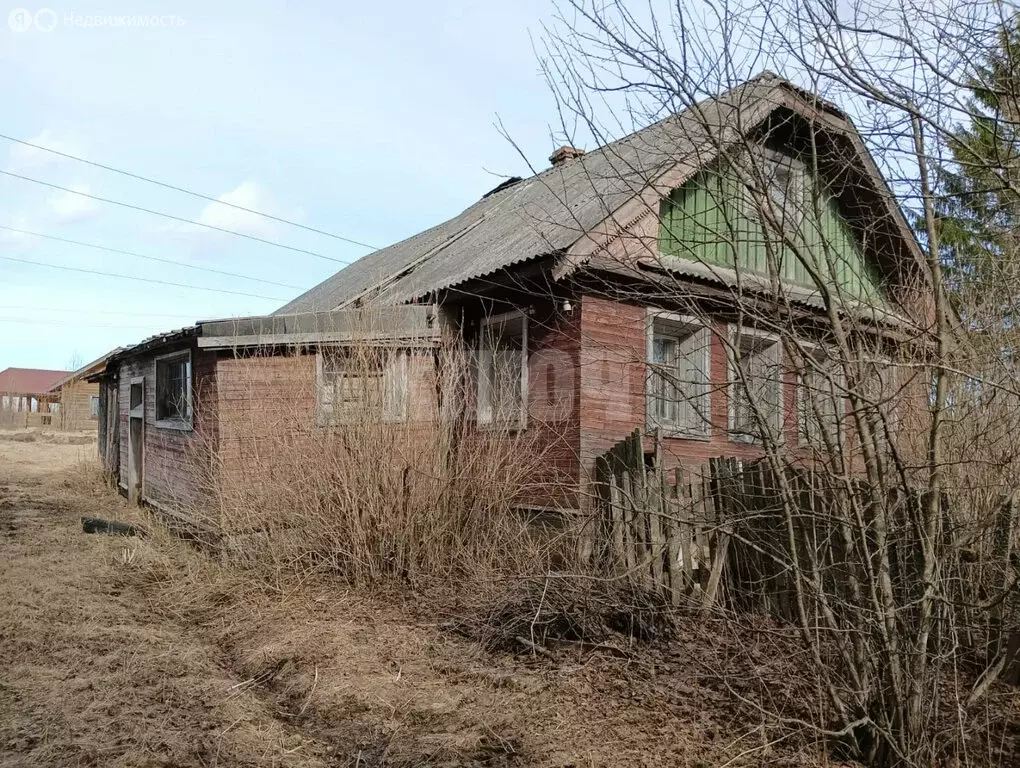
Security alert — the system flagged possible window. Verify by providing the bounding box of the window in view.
[317,347,407,425]
[646,312,711,437]
[90,395,100,418]
[49,402,61,414]
[154,351,192,428]
[797,346,845,447]
[745,150,806,231]
[856,356,898,439]
[728,327,782,443]
[477,311,528,429]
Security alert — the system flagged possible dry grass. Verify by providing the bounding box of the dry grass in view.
[0,438,871,767]
[184,345,575,590]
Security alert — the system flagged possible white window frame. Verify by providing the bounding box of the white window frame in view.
[743,147,807,232]
[153,350,192,431]
[316,346,409,427]
[796,342,846,448]
[645,310,712,439]
[727,325,783,444]
[476,310,528,431]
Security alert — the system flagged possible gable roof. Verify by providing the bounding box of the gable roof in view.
[48,348,124,392]
[278,72,920,314]
[0,367,71,396]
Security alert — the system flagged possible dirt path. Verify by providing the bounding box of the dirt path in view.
[0,433,832,768]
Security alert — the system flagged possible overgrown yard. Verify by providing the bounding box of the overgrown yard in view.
[0,431,887,766]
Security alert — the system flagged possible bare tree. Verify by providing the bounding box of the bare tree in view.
[534,0,1020,764]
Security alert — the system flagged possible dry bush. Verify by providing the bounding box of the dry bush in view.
[456,576,676,653]
[185,342,575,590]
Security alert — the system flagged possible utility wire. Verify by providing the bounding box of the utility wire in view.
[0,316,170,329]
[0,305,199,318]
[0,132,378,250]
[0,255,285,300]
[0,170,348,264]
[0,224,302,290]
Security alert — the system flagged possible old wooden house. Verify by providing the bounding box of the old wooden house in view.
[47,353,120,431]
[0,367,70,428]
[92,73,927,521]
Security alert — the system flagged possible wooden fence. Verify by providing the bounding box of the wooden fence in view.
[593,428,740,608]
[592,428,1020,678]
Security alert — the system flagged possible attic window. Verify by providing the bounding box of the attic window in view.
[747,151,806,231]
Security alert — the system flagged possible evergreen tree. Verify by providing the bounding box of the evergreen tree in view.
[934,21,1020,324]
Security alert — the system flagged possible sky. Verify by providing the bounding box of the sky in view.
[0,0,565,370]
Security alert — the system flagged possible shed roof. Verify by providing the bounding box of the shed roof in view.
[48,348,124,392]
[277,72,916,314]
[0,367,70,397]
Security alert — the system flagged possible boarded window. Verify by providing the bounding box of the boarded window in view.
[646,314,711,437]
[729,328,782,443]
[317,347,408,425]
[155,352,192,426]
[477,312,527,429]
[797,347,845,446]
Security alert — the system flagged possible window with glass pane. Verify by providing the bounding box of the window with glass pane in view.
[729,330,782,442]
[478,313,527,429]
[647,316,711,437]
[743,150,805,232]
[798,349,844,446]
[317,347,407,425]
[856,356,897,442]
[155,353,192,424]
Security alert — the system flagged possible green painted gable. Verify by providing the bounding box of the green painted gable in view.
[658,156,885,304]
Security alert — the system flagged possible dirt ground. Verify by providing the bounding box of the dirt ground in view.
[0,431,845,767]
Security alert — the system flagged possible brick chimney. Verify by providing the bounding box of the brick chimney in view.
[549,145,585,167]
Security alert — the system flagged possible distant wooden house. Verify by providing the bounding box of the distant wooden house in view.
[92,73,929,522]
[0,367,69,428]
[48,352,120,431]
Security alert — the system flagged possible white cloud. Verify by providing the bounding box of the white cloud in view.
[7,130,81,172]
[48,182,98,222]
[196,180,280,237]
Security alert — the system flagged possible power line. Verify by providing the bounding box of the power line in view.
[0,305,197,318]
[0,224,303,290]
[0,132,378,251]
[0,169,349,264]
[0,255,286,300]
[0,316,166,329]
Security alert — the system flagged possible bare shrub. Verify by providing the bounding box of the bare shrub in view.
[457,577,676,654]
[185,341,574,589]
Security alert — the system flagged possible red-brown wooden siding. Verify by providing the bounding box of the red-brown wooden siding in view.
[578,294,801,497]
[116,344,217,512]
